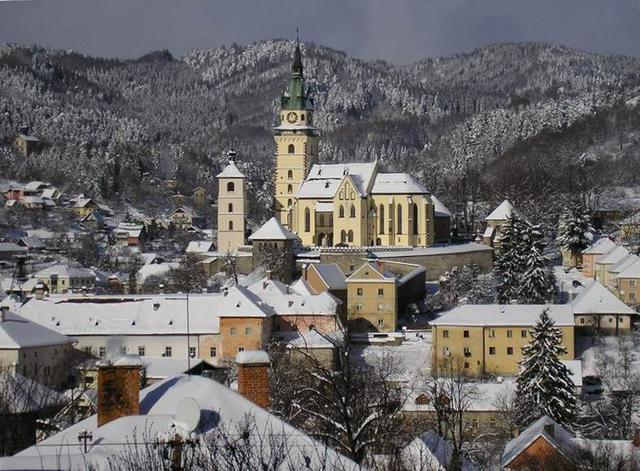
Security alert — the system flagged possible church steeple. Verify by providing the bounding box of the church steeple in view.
[281,31,312,112]
[291,32,303,78]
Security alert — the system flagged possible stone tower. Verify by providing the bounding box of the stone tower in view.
[273,40,319,228]
[217,150,247,253]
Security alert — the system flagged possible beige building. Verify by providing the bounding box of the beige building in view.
[30,264,96,294]
[482,199,515,247]
[595,245,630,285]
[12,132,39,157]
[191,186,208,206]
[217,151,247,253]
[431,304,575,377]
[571,281,637,335]
[617,260,640,305]
[582,237,617,279]
[273,43,440,248]
[169,206,204,229]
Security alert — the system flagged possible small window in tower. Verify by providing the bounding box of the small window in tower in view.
[288,199,293,208]
[301,114,305,121]
[288,144,295,154]
[227,182,235,192]
[287,184,293,194]
[228,203,233,212]
[229,221,233,231]
[288,170,293,179]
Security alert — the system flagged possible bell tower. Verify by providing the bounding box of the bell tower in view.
[217,150,246,253]
[273,36,319,228]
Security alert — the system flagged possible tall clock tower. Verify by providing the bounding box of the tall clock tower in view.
[273,40,319,228]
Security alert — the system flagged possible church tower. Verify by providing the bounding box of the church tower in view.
[217,150,246,253]
[273,39,319,228]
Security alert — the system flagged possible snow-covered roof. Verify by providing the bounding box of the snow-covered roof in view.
[136,262,177,284]
[0,372,65,414]
[431,195,452,217]
[186,240,215,253]
[249,217,297,240]
[35,264,96,279]
[19,237,45,249]
[114,355,213,379]
[0,242,27,253]
[289,277,315,295]
[246,276,339,316]
[297,162,377,198]
[402,431,477,471]
[583,237,617,255]
[170,206,199,218]
[430,304,575,327]
[276,330,341,349]
[73,197,96,208]
[597,245,630,265]
[562,360,583,388]
[4,375,359,471]
[216,160,245,178]
[308,263,347,290]
[116,222,144,237]
[23,181,48,191]
[502,416,575,468]
[41,188,60,199]
[20,195,44,204]
[0,310,72,349]
[609,253,639,274]
[618,259,640,279]
[16,133,39,142]
[371,172,429,195]
[570,281,636,315]
[485,199,515,221]
[373,243,492,258]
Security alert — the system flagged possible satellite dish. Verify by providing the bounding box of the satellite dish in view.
[174,397,201,433]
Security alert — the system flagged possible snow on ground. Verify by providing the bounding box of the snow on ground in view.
[353,331,432,382]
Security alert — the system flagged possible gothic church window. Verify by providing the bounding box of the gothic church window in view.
[350,205,356,218]
[379,205,385,234]
[397,205,403,234]
[348,230,354,243]
[304,208,311,232]
[339,205,345,218]
[413,203,419,235]
[287,184,293,194]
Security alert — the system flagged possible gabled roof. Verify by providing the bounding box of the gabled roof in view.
[16,133,39,142]
[24,181,48,191]
[403,431,477,471]
[583,237,617,255]
[73,197,96,208]
[571,281,635,315]
[347,262,397,281]
[170,206,199,218]
[308,263,347,290]
[249,217,297,241]
[431,304,575,327]
[18,237,45,249]
[186,240,215,253]
[297,162,377,198]
[216,160,245,178]
[0,311,72,349]
[597,245,630,265]
[609,253,639,274]
[502,416,575,468]
[0,242,28,253]
[371,172,429,195]
[486,199,515,221]
[618,259,640,279]
[432,195,452,217]
[35,264,96,279]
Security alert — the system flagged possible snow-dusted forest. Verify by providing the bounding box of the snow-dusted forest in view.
[1,40,640,224]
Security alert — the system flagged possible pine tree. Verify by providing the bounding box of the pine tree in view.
[519,224,555,303]
[556,202,594,266]
[494,214,528,303]
[514,309,578,430]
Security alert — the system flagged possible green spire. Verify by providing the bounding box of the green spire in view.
[281,30,313,111]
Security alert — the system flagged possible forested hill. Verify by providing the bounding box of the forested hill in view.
[1,40,640,224]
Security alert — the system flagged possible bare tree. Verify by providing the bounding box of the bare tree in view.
[169,253,208,293]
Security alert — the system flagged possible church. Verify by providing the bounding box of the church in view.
[273,42,440,248]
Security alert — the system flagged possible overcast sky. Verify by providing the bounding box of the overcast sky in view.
[1,0,639,64]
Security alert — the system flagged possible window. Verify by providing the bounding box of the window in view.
[397,205,403,234]
[463,347,471,357]
[507,330,513,338]
[210,347,217,357]
[228,203,233,212]
[609,317,613,323]
[138,346,145,356]
[412,203,419,235]
[341,230,347,243]
[443,330,449,338]
[507,347,513,355]
[631,280,636,287]
[339,205,345,218]
[488,329,495,338]
[227,182,235,192]
[238,346,245,352]
[288,144,295,154]
[350,205,356,218]
[379,205,385,234]
[377,319,384,327]
[357,288,363,296]
[339,191,344,200]
[98,347,106,358]
[230,327,238,335]
[355,304,363,311]
[287,198,293,208]
[349,265,355,272]
[301,114,305,121]
[463,330,470,338]
[287,170,293,180]
[245,327,252,336]
[631,292,637,300]
[489,347,496,355]
[521,330,527,338]
[120,346,127,355]
[348,230,354,243]
[287,184,293,194]
[490,418,497,428]
[378,288,384,296]
[304,207,311,232]
[580,317,585,324]
[228,220,233,231]
[464,362,469,369]
[378,303,385,310]
[165,346,172,357]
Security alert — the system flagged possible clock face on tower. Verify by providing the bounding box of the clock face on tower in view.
[286,112,297,123]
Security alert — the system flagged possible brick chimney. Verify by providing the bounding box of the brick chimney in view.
[236,350,270,409]
[633,429,640,447]
[97,365,141,427]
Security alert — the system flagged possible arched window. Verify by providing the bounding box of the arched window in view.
[348,230,354,243]
[413,203,419,235]
[379,205,385,234]
[340,230,346,243]
[288,144,295,154]
[350,205,356,218]
[339,205,345,218]
[287,198,293,208]
[397,204,403,234]
[228,203,233,212]
[287,170,293,180]
[287,184,293,194]
[226,182,235,192]
[228,221,233,231]
[304,207,311,232]
[301,113,305,121]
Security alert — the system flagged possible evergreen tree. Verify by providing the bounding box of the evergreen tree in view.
[494,214,528,303]
[556,202,593,266]
[519,224,555,303]
[514,310,578,430]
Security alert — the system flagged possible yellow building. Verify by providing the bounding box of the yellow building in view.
[217,151,247,253]
[617,259,640,306]
[431,304,575,377]
[273,43,438,248]
[582,237,617,279]
[571,281,637,335]
[594,245,629,285]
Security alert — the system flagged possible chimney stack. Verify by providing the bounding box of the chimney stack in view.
[302,264,308,281]
[236,350,270,409]
[0,306,8,322]
[97,365,141,427]
[34,282,46,300]
[266,270,273,281]
[543,422,555,438]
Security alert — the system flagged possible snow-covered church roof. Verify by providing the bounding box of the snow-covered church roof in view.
[371,172,429,195]
[485,199,515,221]
[571,281,636,315]
[297,162,377,198]
[216,159,245,178]
[249,217,297,241]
